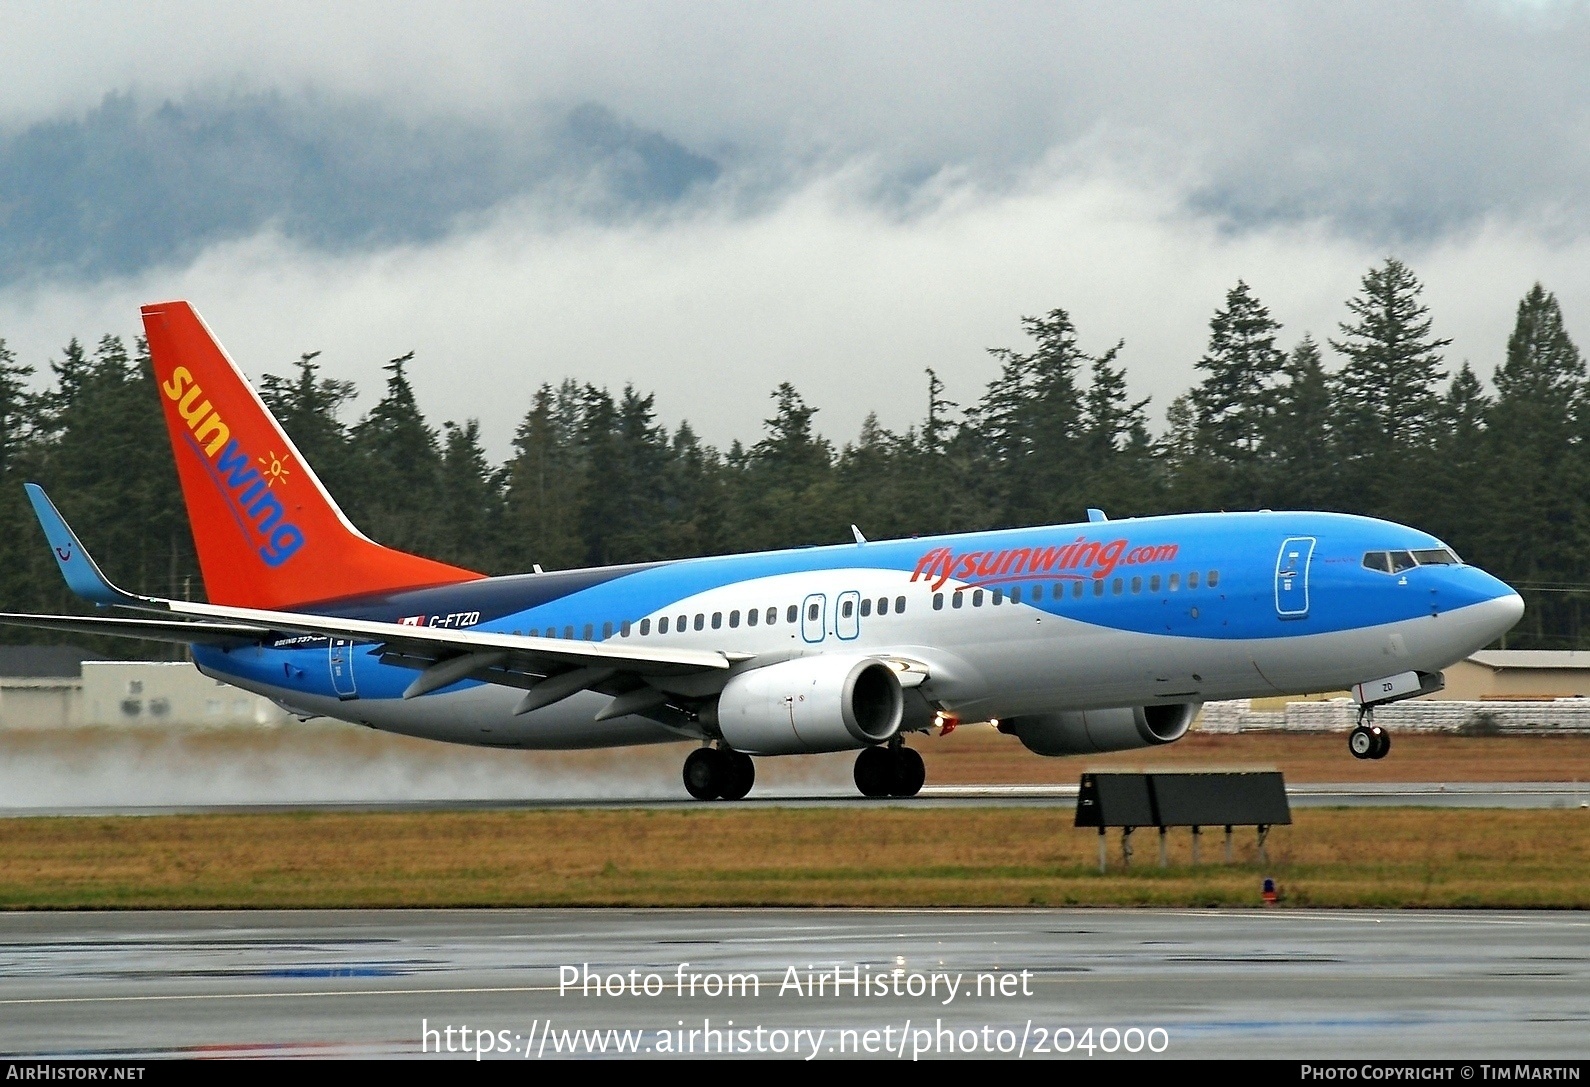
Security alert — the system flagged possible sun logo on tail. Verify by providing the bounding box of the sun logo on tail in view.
[257,450,293,488]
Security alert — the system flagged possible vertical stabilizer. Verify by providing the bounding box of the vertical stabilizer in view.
[141,300,483,608]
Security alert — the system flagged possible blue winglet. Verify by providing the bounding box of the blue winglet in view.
[24,483,142,607]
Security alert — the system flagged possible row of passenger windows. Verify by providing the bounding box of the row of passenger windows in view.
[514,595,911,641]
[513,572,1224,641]
[1362,548,1459,574]
[930,571,1220,610]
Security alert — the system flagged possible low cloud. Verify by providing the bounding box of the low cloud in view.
[4,160,1585,463]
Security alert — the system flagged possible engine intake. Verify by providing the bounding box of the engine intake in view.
[999,702,1198,757]
[711,655,904,755]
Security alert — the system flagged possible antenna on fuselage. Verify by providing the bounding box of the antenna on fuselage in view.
[851,525,868,544]
[1087,508,1108,523]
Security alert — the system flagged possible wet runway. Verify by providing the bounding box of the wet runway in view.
[0,909,1584,1059]
[7,781,1587,817]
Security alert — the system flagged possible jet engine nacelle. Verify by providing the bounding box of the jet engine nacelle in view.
[998,702,1198,757]
[712,655,904,755]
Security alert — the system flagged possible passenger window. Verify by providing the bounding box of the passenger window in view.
[729,610,740,628]
[528,628,538,637]
[620,621,630,637]
[1169,573,1180,591]
[602,622,613,639]
[1389,551,1416,573]
[677,614,687,631]
[841,599,854,619]
[658,617,668,634]
[1207,570,1220,587]
[1030,584,1042,602]
[1011,586,1022,604]
[564,625,575,639]
[991,588,1003,605]
[583,623,593,640]
[953,592,964,609]
[895,595,905,613]
[877,597,888,615]
[973,590,984,607]
[1093,580,1104,597]
[807,602,820,621]
[711,612,722,629]
[641,618,651,635]
[747,608,758,627]
[1150,575,1160,592]
[1070,581,1081,599]
[694,614,705,631]
[1131,576,1141,594]
[1188,571,1199,589]
[1112,578,1123,595]
[933,593,944,611]
[860,599,871,617]
[786,605,797,623]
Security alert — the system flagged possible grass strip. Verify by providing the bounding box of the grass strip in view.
[1,807,1587,910]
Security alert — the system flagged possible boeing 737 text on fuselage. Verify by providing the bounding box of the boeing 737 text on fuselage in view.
[0,302,1525,799]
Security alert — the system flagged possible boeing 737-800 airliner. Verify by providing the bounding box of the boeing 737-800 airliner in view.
[0,302,1525,799]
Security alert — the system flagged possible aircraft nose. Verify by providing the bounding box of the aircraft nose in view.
[1498,591,1525,632]
[1474,586,1525,641]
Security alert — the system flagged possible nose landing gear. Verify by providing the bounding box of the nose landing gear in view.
[853,740,926,798]
[682,745,756,800]
[1348,708,1391,760]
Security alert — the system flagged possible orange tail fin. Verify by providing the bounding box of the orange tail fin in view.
[142,300,483,608]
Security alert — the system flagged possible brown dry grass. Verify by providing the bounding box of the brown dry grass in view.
[2,806,1586,910]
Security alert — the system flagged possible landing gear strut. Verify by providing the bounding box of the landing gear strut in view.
[853,741,926,798]
[1348,706,1391,761]
[683,746,756,800]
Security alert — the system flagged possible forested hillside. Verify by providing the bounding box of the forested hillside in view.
[1,258,1582,652]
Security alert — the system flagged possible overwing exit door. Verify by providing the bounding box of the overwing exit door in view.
[801,593,827,643]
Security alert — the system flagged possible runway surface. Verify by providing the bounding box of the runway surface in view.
[5,781,1587,817]
[0,909,1583,1060]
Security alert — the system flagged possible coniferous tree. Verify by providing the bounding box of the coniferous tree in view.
[731,383,837,550]
[1078,345,1158,517]
[437,419,500,572]
[347,351,446,555]
[1265,336,1336,511]
[1485,284,1588,646]
[1329,258,1451,519]
[500,382,585,571]
[974,309,1088,525]
[1189,280,1286,507]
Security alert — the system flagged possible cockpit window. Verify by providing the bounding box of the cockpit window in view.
[1365,547,1462,574]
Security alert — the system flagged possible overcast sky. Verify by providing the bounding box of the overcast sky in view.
[2,0,1587,455]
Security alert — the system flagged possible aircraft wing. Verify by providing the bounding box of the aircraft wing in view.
[0,612,274,647]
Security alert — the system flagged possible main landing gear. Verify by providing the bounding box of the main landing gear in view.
[1348,707,1392,761]
[683,745,756,801]
[853,741,926,798]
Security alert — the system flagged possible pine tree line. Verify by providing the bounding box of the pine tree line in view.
[0,258,1583,652]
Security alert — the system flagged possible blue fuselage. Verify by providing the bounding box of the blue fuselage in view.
[195,509,1523,750]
